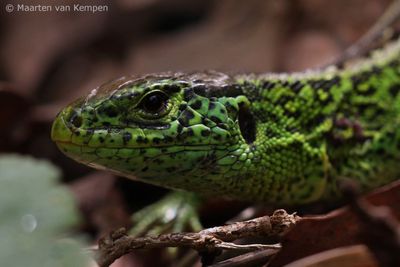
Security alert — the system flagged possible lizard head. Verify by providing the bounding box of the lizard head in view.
[51,72,255,193]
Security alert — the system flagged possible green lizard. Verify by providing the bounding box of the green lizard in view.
[51,14,400,232]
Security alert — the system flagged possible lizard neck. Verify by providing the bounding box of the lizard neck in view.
[222,37,400,204]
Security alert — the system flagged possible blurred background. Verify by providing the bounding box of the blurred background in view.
[0,0,392,266]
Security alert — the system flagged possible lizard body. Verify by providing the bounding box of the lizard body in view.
[51,36,400,205]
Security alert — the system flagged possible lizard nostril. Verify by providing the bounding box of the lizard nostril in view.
[70,112,83,128]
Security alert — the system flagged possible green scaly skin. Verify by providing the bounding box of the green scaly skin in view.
[52,38,400,206]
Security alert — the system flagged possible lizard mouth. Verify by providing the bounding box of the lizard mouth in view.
[52,114,228,180]
[52,107,232,179]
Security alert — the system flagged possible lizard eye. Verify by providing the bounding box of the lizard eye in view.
[139,91,169,115]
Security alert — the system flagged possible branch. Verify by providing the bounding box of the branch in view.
[95,209,299,267]
[208,249,278,267]
[330,0,400,66]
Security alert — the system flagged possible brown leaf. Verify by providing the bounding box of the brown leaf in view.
[270,180,400,267]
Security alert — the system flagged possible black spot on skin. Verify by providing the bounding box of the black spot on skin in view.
[357,85,376,96]
[208,102,216,110]
[219,84,243,97]
[290,81,304,92]
[177,123,183,134]
[153,137,161,144]
[262,81,275,90]
[225,102,238,112]
[184,110,195,119]
[217,123,228,130]
[309,77,341,92]
[75,131,80,136]
[123,132,132,144]
[186,128,194,137]
[210,115,223,123]
[240,82,261,102]
[178,110,195,126]
[192,85,207,96]
[275,95,292,105]
[238,104,256,144]
[179,103,187,111]
[99,137,105,143]
[164,84,181,93]
[328,76,341,88]
[183,88,194,101]
[202,118,216,127]
[281,81,289,87]
[86,129,94,136]
[190,100,202,110]
[389,84,400,97]
[214,134,222,140]
[201,130,210,137]
[178,118,186,127]
[110,139,114,143]
[98,105,119,117]
[136,136,145,143]
[309,79,324,90]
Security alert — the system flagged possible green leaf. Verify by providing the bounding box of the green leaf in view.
[0,154,90,267]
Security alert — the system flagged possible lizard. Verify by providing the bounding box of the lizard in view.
[51,6,400,233]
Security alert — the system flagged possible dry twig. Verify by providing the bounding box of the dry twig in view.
[95,209,299,267]
[331,0,400,66]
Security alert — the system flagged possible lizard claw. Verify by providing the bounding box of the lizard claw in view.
[130,191,202,237]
